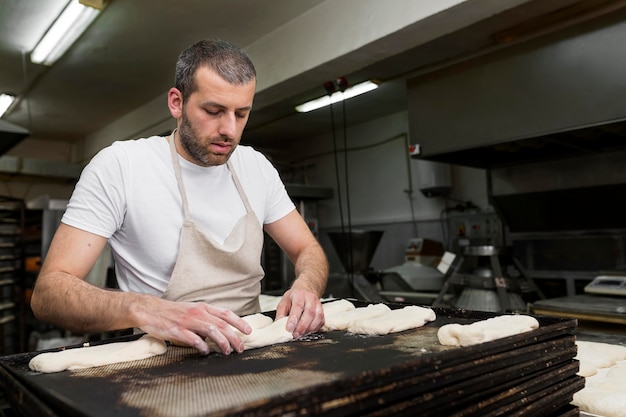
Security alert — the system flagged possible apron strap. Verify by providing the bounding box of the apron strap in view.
[227,160,254,215]
[168,131,191,220]
[168,130,254,217]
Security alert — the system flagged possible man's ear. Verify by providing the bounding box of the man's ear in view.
[167,88,183,118]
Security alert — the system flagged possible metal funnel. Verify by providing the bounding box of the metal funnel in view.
[328,230,384,274]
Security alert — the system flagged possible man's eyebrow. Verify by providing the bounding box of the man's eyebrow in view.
[202,101,252,111]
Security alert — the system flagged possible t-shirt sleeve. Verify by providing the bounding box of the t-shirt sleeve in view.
[254,152,295,224]
[62,144,128,238]
[265,176,296,224]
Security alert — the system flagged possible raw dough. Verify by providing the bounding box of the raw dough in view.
[437,314,539,347]
[572,359,626,417]
[347,305,436,335]
[29,335,167,373]
[570,341,626,416]
[240,316,293,350]
[238,313,274,331]
[322,303,390,331]
[606,362,626,379]
[322,299,356,316]
[206,313,274,353]
[574,340,626,377]
[572,386,626,417]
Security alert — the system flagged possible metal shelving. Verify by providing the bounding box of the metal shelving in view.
[0,196,25,355]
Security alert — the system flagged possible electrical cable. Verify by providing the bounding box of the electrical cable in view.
[402,135,419,238]
[337,78,355,291]
[325,82,351,291]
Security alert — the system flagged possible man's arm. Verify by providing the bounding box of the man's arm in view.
[264,210,329,338]
[30,223,252,355]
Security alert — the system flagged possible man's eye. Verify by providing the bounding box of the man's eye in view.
[236,112,248,119]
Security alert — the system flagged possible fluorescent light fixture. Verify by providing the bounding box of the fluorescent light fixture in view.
[31,0,102,65]
[295,80,379,113]
[0,94,16,118]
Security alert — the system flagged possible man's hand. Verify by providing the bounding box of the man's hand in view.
[275,287,324,339]
[134,298,252,355]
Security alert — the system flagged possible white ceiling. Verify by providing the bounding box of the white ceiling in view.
[1,0,622,166]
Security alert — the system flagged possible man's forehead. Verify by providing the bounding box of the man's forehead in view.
[194,65,256,87]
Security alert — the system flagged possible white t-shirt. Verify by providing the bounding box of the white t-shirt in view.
[62,136,295,296]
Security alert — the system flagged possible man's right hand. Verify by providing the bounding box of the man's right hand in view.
[133,298,252,355]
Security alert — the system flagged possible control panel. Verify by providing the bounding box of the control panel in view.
[447,210,503,254]
[584,275,626,296]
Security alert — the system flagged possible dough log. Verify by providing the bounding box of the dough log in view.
[239,316,294,350]
[322,303,390,332]
[322,299,356,316]
[572,342,626,416]
[437,315,539,347]
[29,335,167,373]
[347,305,436,335]
[206,313,275,353]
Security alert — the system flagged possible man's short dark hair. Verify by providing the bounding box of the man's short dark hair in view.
[175,39,256,101]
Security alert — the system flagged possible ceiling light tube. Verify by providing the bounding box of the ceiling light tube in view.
[295,80,379,113]
[31,0,102,66]
[0,94,16,118]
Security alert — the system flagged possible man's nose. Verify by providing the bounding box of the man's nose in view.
[218,113,237,138]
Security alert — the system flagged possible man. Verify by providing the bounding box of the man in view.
[30,39,329,356]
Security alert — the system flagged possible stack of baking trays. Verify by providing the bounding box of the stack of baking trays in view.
[0,301,583,417]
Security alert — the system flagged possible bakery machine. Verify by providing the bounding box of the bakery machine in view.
[433,245,545,313]
[532,273,626,326]
[324,230,386,302]
[378,238,447,305]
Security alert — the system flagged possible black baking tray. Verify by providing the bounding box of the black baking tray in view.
[0,303,580,417]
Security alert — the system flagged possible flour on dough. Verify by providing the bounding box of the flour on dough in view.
[240,316,293,350]
[437,315,539,347]
[347,305,436,335]
[322,303,390,331]
[29,335,167,373]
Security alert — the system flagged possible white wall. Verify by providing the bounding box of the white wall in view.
[280,111,488,226]
[272,110,489,270]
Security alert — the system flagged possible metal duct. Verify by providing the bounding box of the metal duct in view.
[0,155,82,180]
[0,119,29,156]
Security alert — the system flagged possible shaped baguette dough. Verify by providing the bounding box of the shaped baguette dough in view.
[322,303,391,331]
[568,341,626,416]
[239,313,274,332]
[574,340,626,377]
[29,335,167,373]
[206,313,274,353]
[572,387,626,417]
[347,305,436,335]
[572,360,626,417]
[437,315,539,347]
[240,316,293,349]
[322,299,356,316]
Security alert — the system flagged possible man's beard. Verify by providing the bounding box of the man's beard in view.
[178,112,236,167]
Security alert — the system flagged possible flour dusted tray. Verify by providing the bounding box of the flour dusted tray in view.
[0,303,583,417]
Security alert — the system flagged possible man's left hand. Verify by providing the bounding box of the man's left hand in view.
[275,287,324,339]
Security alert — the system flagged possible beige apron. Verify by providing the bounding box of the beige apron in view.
[161,133,264,315]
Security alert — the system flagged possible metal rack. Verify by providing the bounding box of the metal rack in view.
[0,196,25,355]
